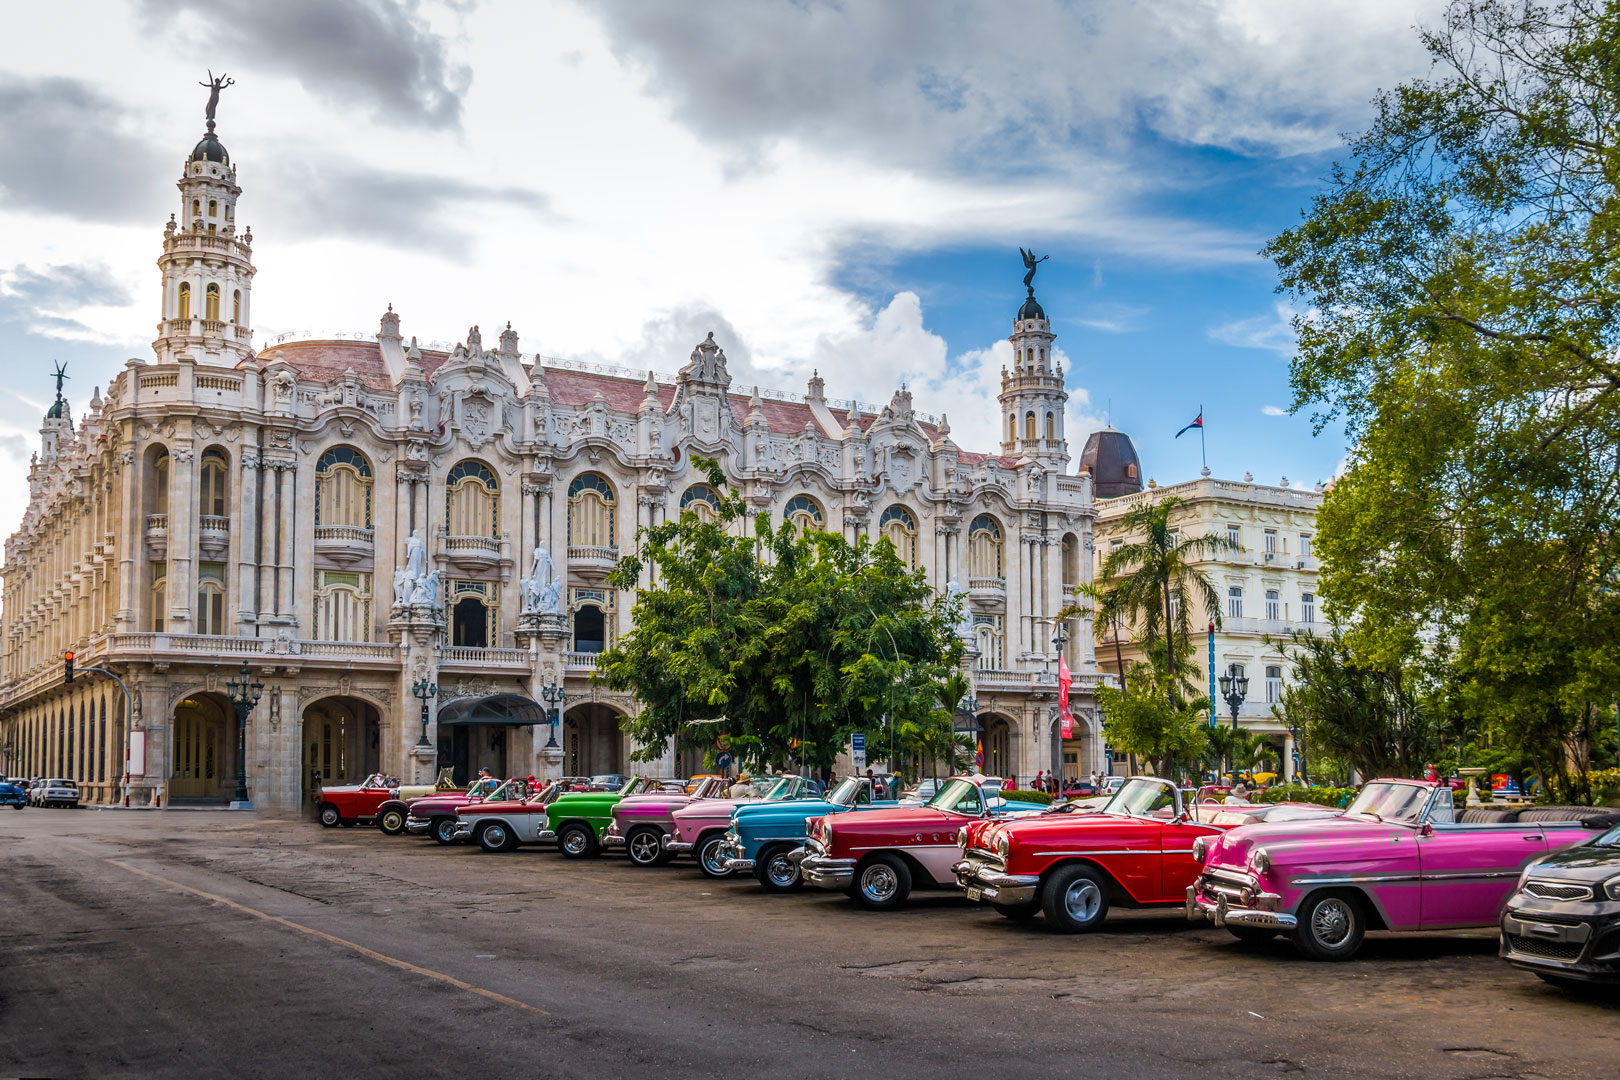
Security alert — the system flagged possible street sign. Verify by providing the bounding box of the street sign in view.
[716,751,732,770]
[851,732,866,771]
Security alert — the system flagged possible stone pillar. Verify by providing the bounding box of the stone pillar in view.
[517,612,569,781]
[237,443,261,631]
[168,434,197,630]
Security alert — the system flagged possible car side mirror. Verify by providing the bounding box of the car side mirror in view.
[1419,822,1435,838]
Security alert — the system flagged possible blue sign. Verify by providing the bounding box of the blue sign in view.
[716,751,733,769]
[851,733,866,752]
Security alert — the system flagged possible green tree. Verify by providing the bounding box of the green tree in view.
[1266,0,1620,794]
[1099,496,1226,707]
[597,456,961,775]
[1096,655,1210,780]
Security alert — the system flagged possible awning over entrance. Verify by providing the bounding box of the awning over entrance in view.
[436,694,550,727]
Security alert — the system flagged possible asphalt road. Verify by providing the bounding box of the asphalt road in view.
[2,809,1617,1080]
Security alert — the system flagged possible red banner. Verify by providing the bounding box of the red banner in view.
[1058,654,1074,738]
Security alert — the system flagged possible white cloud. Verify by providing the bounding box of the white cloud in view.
[1261,404,1287,416]
[1210,302,1301,358]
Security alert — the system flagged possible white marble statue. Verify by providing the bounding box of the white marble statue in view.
[411,569,441,609]
[404,529,426,582]
[521,544,562,615]
[945,580,971,638]
[392,565,411,608]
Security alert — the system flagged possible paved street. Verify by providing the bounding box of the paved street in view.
[3,810,1616,1079]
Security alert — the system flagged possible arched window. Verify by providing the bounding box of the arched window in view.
[679,483,719,524]
[151,449,170,508]
[1008,415,1016,442]
[974,615,1005,669]
[1024,411,1036,440]
[199,448,227,518]
[567,473,615,548]
[196,561,226,635]
[1061,533,1079,586]
[783,494,824,533]
[205,283,220,321]
[448,580,496,648]
[232,289,241,324]
[315,570,373,642]
[1045,412,1055,441]
[969,514,1003,579]
[879,505,918,569]
[150,562,167,632]
[573,603,606,653]
[207,199,217,217]
[191,198,200,220]
[316,446,373,528]
[177,282,190,320]
[446,460,498,537]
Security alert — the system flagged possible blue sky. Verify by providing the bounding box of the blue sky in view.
[0,0,1440,529]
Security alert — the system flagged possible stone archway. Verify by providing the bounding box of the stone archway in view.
[563,703,626,779]
[979,712,1016,786]
[169,692,233,802]
[301,696,383,801]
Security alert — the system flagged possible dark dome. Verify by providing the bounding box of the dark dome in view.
[1018,295,1046,321]
[189,132,229,166]
[1079,427,1144,499]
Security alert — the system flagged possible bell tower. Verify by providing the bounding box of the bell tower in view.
[153,72,256,365]
[998,250,1068,463]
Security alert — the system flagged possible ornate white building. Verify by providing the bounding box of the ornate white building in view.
[0,92,1109,810]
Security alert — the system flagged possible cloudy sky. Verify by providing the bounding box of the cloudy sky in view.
[0,0,1443,532]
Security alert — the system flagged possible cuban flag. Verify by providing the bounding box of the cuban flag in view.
[1175,412,1203,439]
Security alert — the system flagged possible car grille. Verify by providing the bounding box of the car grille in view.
[1524,881,1594,902]
[1507,933,1585,962]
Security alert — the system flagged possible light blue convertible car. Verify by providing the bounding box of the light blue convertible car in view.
[719,776,900,892]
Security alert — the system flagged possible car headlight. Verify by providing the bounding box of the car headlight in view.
[1605,876,1620,901]
[1250,847,1272,874]
[995,833,1010,859]
[1191,837,1207,862]
[957,826,968,847]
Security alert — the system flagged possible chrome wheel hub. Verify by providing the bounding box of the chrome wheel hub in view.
[701,841,728,874]
[562,830,587,854]
[767,854,797,887]
[485,826,506,847]
[1064,880,1102,922]
[630,833,660,863]
[861,864,898,902]
[1312,899,1351,946]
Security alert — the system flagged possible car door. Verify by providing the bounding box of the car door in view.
[1418,808,1549,928]
[1160,819,1221,901]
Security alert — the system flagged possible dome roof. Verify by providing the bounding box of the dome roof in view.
[1079,427,1144,499]
[1018,295,1046,321]
[189,131,229,166]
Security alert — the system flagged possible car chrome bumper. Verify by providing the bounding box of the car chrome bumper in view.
[535,829,557,844]
[404,818,431,835]
[1187,887,1298,930]
[953,858,1039,906]
[718,835,754,871]
[797,850,858,890]
[661,835,695,853]
[451,822,473,840]
[603,834,627,848]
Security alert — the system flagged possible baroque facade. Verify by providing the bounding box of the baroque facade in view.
[1088,453,1324,780]
[0,97,1110,811]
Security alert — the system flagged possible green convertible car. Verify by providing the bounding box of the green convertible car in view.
[539,776,687,858]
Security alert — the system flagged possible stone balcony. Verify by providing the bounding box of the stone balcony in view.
[314,524,375,565]
[198,514,230,558]
[566,545,619,580]
[564,651,599,671]
[968,576,1006,603]
[444,533,504,572]
[144,514,168,558]
[439,646,531,671]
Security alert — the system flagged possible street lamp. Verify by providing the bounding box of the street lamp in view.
[1050,623,1070,790]
[1217,663,1248,730]
[1284,716,1308,786]
[411,678,438,749]
[540,681,565,751]
[225,661,264,807]
[953,692,981,775]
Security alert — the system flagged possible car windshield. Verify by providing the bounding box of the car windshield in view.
[1345,782,1432,823]
[1590,824,1620,848]
[1103,778,1178,818]
[827,777,862,806]
[925,779,988,815]
[760,777,796,800]
[618,777,648,796]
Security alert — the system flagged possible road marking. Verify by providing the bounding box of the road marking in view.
[63,844,549,1017]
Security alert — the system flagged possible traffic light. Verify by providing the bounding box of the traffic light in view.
[64,650,74,684]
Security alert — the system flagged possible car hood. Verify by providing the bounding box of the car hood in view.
[673,797,758,820]
[733,799,843,826]
[615,794,696,816]
[1528,843,1620,882]
[406,794,470,813]
[1212,815,1407,868]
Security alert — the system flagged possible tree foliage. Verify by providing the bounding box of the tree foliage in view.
[1097,654,1210,780]
[1267,0,1620,790]
[596,457,961,774]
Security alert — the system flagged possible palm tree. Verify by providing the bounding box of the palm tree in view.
[1101,495,1227,709]
[1061,580,1129,696]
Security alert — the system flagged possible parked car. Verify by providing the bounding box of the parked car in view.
[901,778,942,803]
[604,776,732,866]
[797,775,1047,909]
[398,776,543,843]
[587,773,631,792]
[1061,781,1101,799]
[667,774,824,877]
[1499,818,1620,988]
[719,776,900,892]
[451,778,596,852]
[956,777,1339,929]
[314,773,441,828]
[34,778,79,808]
[0,779,27,809]
[535,777,688,858]
[1103,776,1126,795]
[1188,778,1619,960]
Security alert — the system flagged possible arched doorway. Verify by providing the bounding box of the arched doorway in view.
[301,697,382,798]
[564,703,625,778]
[434,693,547,786]
[980,713,1014,785]
[171,693,232,801]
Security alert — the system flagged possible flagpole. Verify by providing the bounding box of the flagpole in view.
[1199,403,1207,471]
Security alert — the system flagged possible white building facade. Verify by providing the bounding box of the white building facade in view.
[0,97,1110,810]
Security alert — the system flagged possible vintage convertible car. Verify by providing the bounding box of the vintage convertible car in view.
[955,776,1340,930]
[794,775,1047,909]
[668,774,824,878]
[719,776,900,892]
[602,776,732,866]
[396,776,545,843]
[531,776,687,858]
[452,777,596,852]
[1188,778,1619,960]
[315,773,444,828]
[1500,817,1620,987]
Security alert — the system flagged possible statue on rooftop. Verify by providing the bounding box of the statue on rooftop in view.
[1019,248,1048,295]
[199,70,233,123]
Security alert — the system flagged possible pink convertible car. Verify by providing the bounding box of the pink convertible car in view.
[1188,778,1620,960]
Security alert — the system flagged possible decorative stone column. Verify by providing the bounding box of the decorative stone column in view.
[516,611,570,779]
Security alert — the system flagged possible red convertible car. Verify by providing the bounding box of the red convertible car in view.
[793,775,1048,909]
[953,776,1339,931]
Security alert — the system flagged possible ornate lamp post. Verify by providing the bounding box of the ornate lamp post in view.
[1284,716,1308,786]
[540,681,565,751]
[1049,623,1070,789]
[1217,663,1248,730]
[953,692,981,775]
[411,678,438,749]
[225,661,263,807]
